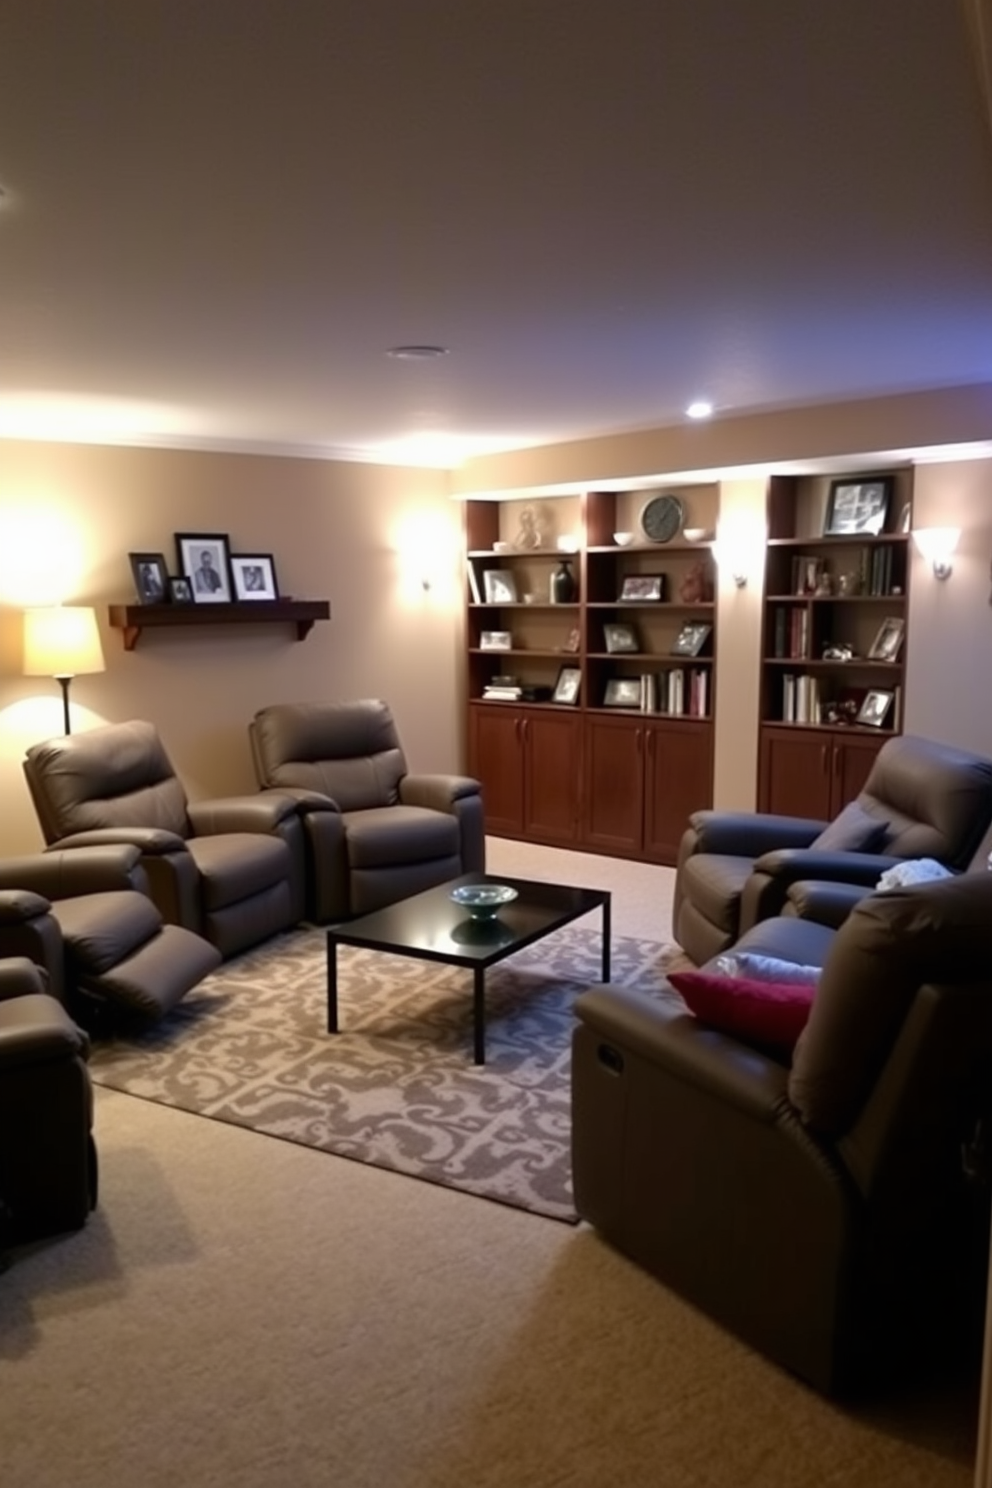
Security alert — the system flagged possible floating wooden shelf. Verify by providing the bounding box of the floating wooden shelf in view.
[107,599,331,651]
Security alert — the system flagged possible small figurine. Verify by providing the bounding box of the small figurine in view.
[514,503,551,550]
[679,560,712,603]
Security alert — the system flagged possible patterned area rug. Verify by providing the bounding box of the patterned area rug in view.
[89,923,682,1223]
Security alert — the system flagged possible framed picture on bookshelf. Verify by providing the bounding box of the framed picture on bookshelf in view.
[619,574,665,602]
[483,569,518,603]
[856,688,894,728]
[603,678,642,708]
[480,630,512,651]
[670,621,712,658]
[552,665,581,705]
[823,478,892,536]
[867,616,905,661]
[603,622,639,654]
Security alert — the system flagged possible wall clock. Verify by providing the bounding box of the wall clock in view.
[640,493,684,543]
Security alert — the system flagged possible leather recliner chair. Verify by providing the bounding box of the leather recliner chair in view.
[672,733,992,966]
[23,720,306,960]
[572,870,992,1396]
[0,956,97,1243]
[0,843,221,1024]
[249,699,485,921]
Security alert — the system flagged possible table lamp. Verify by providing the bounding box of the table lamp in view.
[23,605,106,734]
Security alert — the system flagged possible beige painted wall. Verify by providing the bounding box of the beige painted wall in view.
[0,441,460,854]
[711,477,768,809]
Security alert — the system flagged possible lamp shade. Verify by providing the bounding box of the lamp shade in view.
[23,606,106,678]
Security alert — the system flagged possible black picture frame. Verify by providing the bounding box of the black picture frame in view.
[231,552,279,601]
[552,665,581,705]
[169,576,194,604]
[175,532,234,603]
[603,622,639,654]
[619,574,665,602]
[670,621,712,658]
[483,569,518,604]
[129,551,169,605]
[823,478,892,536]
[856,688,894,728]
[603,677,642,708]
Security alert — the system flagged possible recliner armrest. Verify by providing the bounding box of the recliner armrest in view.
[50,827,188,855]
[0,845,149,896]
[188,793,300,835]
[785,879,877,927]
[752,847,903,886]
[400,773,482,812]
[685,809,826,857]
[574,986,791,1122]
[259,785,341,814]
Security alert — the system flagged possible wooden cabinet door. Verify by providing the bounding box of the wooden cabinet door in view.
[643,719,714,864]
[758,727,834,820]
[581,714,645,855]
[468,705,524,836]
[830,733,885,815]
[521,710,581,845]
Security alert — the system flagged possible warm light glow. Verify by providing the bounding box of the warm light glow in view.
[911,525,960,578]
[0,390,192,444]
[391,508,461,604]
[0,502,87,604]
[712,513,764,590]
[23,606,105,678]
[686,400,713,420]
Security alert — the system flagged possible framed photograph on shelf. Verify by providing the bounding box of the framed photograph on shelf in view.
[231,553,279,601]
[603,677,642,708]
[603,622,639,654]
[480,630,512,651]
[618,574,665,602]
[867,615,904,662]
[169,576,194,605]
[856,688,895,728]
[823,478,892,536]
[552,665,581,705]
[483,569,518,604]
[128,551,169,605]
[175,532,233,603]
[670,621,712,658]
[562,627,581,654]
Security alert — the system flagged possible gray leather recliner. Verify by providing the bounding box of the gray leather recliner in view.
[573,870,992,1396]
[249,699,485,921]
[673,733,992,966]
[23,720,306,960]
[0,956,97,1243]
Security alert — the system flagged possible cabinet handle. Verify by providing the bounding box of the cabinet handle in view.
[635,729,643,754]
[833,745,840,776]
[521,717,529,746]
[645,730,654,759]
[820,744,828,775]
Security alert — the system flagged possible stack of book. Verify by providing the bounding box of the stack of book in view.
[482,674,522,701]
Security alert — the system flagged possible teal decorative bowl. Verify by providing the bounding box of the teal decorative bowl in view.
[450,884,518,920]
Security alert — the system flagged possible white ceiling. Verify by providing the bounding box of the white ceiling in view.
[1,1,992,467]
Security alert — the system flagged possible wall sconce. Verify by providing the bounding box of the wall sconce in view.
[23,605,106,734]
[710,537,748,588]
[912,526,960,580]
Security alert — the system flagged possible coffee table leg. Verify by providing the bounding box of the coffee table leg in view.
[601,896,612,982]
[327,937,339,1034]
[473,966,486,1065]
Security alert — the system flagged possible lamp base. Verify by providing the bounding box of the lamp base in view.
[55,674,72,735]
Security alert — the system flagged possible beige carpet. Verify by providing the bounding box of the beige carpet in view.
[0,841,981,1488]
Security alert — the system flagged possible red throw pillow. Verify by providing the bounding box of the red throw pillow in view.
[667,970,815,1051]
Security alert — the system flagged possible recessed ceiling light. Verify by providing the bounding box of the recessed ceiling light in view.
[386,345,449,360]
[686,399,713,419]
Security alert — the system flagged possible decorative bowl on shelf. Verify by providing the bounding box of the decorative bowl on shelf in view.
[450,883,519,920]
[613,531,635,546]
[683,527,714,543]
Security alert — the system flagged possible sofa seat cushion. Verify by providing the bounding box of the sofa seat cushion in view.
[187,833,290,911]
[343,806,459,869]
[678,853,755,934]
[51,890,162,974]
[94,924,222,1018]
[668,968,816,1053]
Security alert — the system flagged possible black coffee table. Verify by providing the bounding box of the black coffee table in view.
[326,873,611,1064]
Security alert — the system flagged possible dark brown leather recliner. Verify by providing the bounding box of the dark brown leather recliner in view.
[573,871,992,1396]
[23,720,306,959]
[673,733,992,966]
[0,956,97,1242]
[0,844,221,1024]
[249,700,485,921]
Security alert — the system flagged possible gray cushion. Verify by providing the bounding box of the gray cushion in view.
[810,800,889,853]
